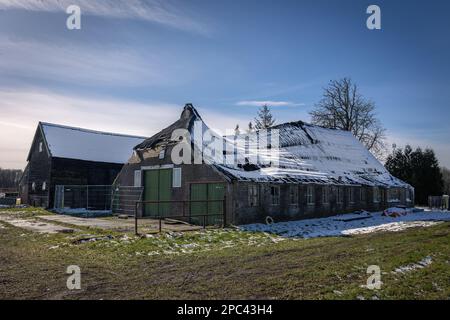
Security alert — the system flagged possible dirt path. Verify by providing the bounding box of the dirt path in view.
[0,215,76,234]
[37,215,203,232]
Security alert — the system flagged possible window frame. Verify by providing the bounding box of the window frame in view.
[322,186,329,204]
[306,185,315,205]
[270,185,280,206]
[289,185,298,205]
[248,184,259,207]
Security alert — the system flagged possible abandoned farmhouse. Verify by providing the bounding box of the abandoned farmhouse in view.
[114,104,414,225]
[19,122,146,208]
[19,104,414,225]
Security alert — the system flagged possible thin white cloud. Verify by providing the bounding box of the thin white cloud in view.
[0,37,179,86]
[0,0,208,34]
[0,89,250,169]
[236,100,304,107]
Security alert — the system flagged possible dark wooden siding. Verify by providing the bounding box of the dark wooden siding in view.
[27,127,51,207]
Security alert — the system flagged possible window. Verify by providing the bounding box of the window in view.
[337,187,344,204]
[31,182,36,191]
[248,185,259,207]
[270,186,280,206]
[322,186,329,204]
[134,170,142,187]
[406,188,413,202]
[306,186,315,205]
[348,187,355,204]
[39,142,43,153]
[42,181,47,191]
[172,168,182,188]
[289,186,298,205]
[360,188,366,202]
[388,188,400,202]
[159,149,166,159]
[373,187,380,203]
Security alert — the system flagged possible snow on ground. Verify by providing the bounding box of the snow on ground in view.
[240,208,450,239]
[392,256,433,274]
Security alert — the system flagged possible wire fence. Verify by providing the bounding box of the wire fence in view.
[54,185,112,214]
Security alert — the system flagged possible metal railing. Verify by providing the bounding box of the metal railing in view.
[134,198,227,235]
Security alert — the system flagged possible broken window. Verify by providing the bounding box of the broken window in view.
[248,185,259,207]
[270,186,280,206]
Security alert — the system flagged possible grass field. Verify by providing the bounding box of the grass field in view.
[0,208,449,300]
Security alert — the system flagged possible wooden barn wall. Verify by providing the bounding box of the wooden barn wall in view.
[231,183,413,225]
[26,128,51,207]
[115,144,230,220]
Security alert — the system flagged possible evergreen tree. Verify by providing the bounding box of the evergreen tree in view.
[385,146,444,204]
[254,105,276,129]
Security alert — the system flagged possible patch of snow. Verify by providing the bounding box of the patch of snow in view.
[240,209,450,239]
[392,256,433,274]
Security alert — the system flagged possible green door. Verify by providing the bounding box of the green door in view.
[190,183,225,225]
[158,169,172,216]
[207,183,225,225]
[144,169,172,217]
[190,183,207,225]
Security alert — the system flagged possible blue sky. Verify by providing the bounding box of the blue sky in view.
[0,0,449,169]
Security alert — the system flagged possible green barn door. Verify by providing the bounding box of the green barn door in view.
[208,183,225,225]
[144,169,172,217]
[158,169,172,216]
[190,183,225,225]
[190,183,207,225]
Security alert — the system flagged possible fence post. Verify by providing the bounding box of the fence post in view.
[223,196,227,228]
[135,202,138,236]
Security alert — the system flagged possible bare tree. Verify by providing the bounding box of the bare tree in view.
[310,78,386,158]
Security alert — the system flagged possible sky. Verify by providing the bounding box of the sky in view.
[0,0,449,169]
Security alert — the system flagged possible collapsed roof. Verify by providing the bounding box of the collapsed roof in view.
[33,122,147,164]
[135,104,411,188]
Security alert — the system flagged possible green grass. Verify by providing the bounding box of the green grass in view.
[0,208,449,300]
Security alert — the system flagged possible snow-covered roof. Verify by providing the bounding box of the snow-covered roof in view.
[213,122,410,187]
[135,104,410,188]
[38,122,146,164]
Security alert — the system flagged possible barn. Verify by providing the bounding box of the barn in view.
[19,122,146,209]
[115,103,414,225]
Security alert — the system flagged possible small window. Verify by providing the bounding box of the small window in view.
[322,186,329,204]
[39,142,43,153]
[306,186,315,205]
[406,188,412,202]
[373,187,380,203]
[289,186,298,205]
[134,170,142,187]
[159,149,165,159]
[31,182,36,191]
[270,186,280,206]
[348,187,355,204]
[388,188,400,202]
[248,185,259,207]
[173,168,182,188]
[360,188,366,202]
[337,187,344,204]
[42,181,47,191]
